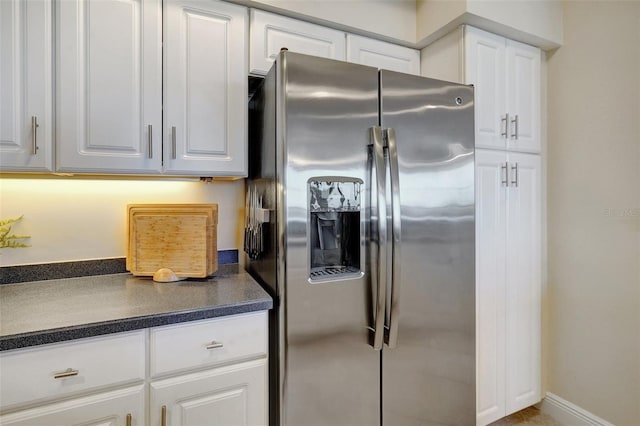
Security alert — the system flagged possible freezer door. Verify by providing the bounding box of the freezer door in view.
[380,71,476,425]
[277,53,381,426]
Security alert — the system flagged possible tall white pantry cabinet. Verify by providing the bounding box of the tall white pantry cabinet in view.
[421,25,542,426]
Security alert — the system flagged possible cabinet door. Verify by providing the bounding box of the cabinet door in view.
[250,9,346,76]
[506,40,540,153]
[150,359,267,426]
[0,385,145,426]
[164,0,247,176]
[56,0,162,173]
[505,152,541,415]
[0,0,53,171]
[346,34,420,75]
[475,149,508,426]
[464,26,507,150]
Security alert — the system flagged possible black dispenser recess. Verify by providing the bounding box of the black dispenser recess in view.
[308,178,361,282]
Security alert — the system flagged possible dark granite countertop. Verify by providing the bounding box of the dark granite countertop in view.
[0,265,272,351]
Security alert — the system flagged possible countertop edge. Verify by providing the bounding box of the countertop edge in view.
[0,299,272,352]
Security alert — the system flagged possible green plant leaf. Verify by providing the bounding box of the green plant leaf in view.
[0,215,30,252]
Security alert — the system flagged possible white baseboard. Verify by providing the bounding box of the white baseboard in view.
[539,392,615,426]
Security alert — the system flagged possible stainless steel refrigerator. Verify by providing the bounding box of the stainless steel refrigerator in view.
[246,51,475,426]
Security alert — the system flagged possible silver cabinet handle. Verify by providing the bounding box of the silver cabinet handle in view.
[501,162,509,187]
[31,116,39,155]
[126,413,132,426]
[384,128,401,349]
[205,341,224,350]
[370,126,387,351]
[53,368,79,379]
[511,163,519,187]
[171,126,177,159]
[511,115,519,139]
[161,405,167,426]
[500,113,509,138]
[147,124,153,158]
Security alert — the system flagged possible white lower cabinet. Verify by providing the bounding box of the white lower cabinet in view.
[0,312,268,426]
[150,360,267,426]
[476,149,541,425]
[149,312,268,426]
[0,330,146,425]
[0,385,145,426]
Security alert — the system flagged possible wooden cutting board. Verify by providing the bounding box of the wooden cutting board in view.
[127,204,218,278]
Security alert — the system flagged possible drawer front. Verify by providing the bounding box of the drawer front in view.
[0,331,145,410]
[150,312,267,377]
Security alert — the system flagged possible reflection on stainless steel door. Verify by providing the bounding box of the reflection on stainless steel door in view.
[380,71,475,426]
[278,53,380,426]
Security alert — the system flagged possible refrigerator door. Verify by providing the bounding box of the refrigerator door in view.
[278,53,381,426]
[380,71,476,425]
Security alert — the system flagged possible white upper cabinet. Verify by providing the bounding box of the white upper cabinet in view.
[422,26,541,153]
[164,0,247,176]
[56,0,163,174]
[250,9,346,75]
[505,40,541,153]
[464,26,540,153]
[0,0,53,172]
[347,34,420,75]
[464,28,506,150]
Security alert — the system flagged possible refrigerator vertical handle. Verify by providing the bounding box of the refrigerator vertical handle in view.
[384,128,401,348]
[370,126,387,351]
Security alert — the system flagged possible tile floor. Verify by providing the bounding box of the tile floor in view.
[489,407,562,426]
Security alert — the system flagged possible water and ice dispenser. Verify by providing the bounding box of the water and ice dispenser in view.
[308,178,362,282]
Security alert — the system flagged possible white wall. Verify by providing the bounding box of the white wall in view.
[0,178,245,266]
[546,1,640,424]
